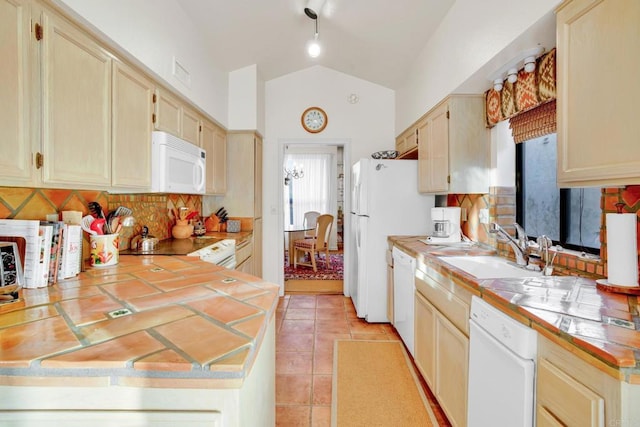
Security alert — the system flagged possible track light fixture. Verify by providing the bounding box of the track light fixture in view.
[304,0,325,58]
[306,17,321,58]
[488,46,545,92]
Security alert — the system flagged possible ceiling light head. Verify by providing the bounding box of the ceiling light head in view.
[493,78,503,92]
[304,0,326,20]
[507,68,518,84]
[523,56,536,73]
[306,34,321,58]
[304,8,317,19]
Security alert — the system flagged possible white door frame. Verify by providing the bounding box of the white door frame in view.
[277,138,352,296]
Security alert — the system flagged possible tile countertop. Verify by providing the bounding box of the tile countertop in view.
[389,236,640,383]
[0,255,279,389]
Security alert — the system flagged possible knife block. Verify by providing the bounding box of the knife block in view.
[204,215,221,232]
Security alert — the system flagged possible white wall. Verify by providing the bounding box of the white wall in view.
[229,65,260,131]
[54,0,229,126]
[263,65,395,286]
[396,0,560,132]
[491,121,516,188]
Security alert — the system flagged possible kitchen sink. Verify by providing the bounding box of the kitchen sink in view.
[437,255,543,279]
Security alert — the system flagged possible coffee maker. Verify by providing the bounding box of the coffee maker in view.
[425,207,462,244]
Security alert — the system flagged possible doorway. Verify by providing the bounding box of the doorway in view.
[279,141,350,295]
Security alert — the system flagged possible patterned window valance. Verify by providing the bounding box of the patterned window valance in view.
[485,48,556,128]
[509,99,556,143]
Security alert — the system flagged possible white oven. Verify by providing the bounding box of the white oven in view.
[188,239,236,269]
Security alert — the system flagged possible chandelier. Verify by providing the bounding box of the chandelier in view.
[284,164,304,185]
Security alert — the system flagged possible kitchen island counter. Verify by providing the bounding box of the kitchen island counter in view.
[0,255,278,425]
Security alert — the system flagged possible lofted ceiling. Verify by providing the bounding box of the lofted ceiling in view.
[177,0,456,90]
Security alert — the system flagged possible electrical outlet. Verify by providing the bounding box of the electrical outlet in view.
[479,208,489,224]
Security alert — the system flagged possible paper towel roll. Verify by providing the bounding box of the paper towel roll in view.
[606,213,639,287]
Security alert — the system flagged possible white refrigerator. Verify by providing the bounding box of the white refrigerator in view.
[350,158,434,322]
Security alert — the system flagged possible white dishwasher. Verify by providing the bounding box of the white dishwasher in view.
[467,296,538,427]
[392,246,416,356]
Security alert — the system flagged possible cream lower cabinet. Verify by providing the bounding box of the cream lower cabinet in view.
[556,0,640,187]
[40,6,112,187]
[417,95,489,194]
[111,60,153,189]
[414,264,472,427]
[386,248,394,323]
[537,333,640,427]
[252,217,262,277]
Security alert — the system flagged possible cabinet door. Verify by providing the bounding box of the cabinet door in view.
[414,291,436,390]
[404,127,418,153]
[40,10,112,186]
[435,312,468,427]
[387,261,394,323]
[0,0,32,185]
[395,133,406,155]
[111,61,153,189]
[253,217,262,277]
[419,102,449,193]
[154,89,181,136]
[201,120,227,195]
[254,135,263,218]
[557,0,640,187]
[537,358,604,427]
[181,105,200,145]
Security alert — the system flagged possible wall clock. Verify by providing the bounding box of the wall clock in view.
[301,106,328,133]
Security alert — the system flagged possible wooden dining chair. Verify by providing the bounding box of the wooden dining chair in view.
[293,214,334,272]
[303,211,321,238]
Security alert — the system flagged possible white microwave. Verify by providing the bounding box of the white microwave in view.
[151,131,206,194]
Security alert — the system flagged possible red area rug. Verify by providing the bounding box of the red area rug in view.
[284,252,344,280]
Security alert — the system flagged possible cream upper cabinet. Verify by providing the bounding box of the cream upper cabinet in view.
[0,0,33,186]
[556,0,640,187]
[154,88,202,145]
[153,88,181,137]
[111,60,153,189]
[181,105,200,146]
[200,119,227,195]
[40,7,112,186]
[254,134,263,218]
[221,131,263,273]
[418,95,489,194]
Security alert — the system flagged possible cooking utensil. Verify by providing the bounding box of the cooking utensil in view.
[88,202,105,219]
[114,206,132,217]
[130,226,158,252]
[90,218,106,235]
[81,215,97,235]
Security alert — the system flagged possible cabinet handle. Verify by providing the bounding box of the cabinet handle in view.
[35,152,44,169]
[34,23,43,41]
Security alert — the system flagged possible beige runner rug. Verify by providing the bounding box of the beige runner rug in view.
[332,340,438,427]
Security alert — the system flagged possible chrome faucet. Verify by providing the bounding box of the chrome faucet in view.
[490,222,529,266]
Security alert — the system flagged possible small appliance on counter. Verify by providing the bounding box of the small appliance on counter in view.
[422,207,462,244]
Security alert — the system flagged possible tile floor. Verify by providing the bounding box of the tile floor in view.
[275,294,450,426]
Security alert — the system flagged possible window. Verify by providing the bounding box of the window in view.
[516,133,601,253]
